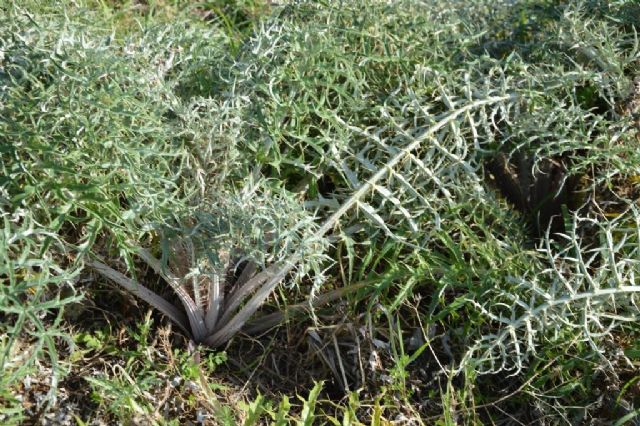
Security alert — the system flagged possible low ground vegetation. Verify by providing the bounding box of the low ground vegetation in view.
[1,0,639,424]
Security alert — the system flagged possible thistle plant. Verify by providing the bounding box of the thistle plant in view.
[87,0,640,371]
[90,87,513,346]
[211,0,640,378]
[460,206,640,375]
[89,176,331,347]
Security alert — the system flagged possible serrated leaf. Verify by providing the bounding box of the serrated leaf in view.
[372,184,419,232]
[357,201,396,238]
